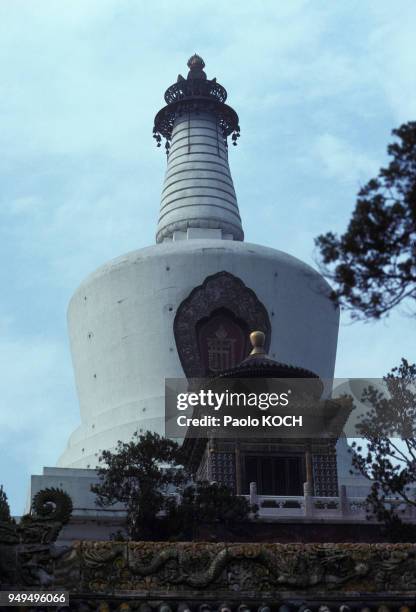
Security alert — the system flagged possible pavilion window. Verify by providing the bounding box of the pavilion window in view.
[243,455,304,496]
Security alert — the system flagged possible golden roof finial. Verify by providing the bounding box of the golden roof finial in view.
[249,330,266,356]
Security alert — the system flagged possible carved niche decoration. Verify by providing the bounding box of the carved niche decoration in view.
[197,309,248,374]
[174,272,271,377]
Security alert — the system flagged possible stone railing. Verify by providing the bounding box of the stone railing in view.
[246,484,416,522]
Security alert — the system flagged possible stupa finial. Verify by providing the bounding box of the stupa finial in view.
[187,53,205,70]
[186,53,207,80]
[153,54,240,153]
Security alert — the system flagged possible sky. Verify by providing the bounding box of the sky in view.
[1,1,416,514]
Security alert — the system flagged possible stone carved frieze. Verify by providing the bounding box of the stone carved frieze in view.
[48,542,416,596]
[174,271,271,377]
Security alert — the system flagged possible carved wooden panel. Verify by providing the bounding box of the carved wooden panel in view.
[209,451,236,492]
[312,453,338,497]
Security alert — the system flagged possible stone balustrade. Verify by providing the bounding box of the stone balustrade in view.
[245,486,416,523]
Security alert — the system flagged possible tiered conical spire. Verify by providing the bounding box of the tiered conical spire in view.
[153,55,244,243]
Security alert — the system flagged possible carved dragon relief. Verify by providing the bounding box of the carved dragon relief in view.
[2,520,416,596]
[56,542,416,595]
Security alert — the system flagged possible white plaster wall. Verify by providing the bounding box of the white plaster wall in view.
[58,239,339,468]
[28,467,126,544]
[29,467,109,515]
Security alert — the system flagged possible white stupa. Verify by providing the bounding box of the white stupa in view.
[29,56,369,535]
[57,54,338,469]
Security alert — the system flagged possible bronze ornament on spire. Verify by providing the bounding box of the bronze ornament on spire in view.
[153,54,240,154]
[186,53,206,79]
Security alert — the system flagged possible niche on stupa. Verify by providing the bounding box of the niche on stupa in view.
[174,271,271,377]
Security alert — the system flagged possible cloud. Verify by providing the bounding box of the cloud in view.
[0,315,78,514]
[367,2,416,121]
[312,133,379,184]
[6,195,46,216]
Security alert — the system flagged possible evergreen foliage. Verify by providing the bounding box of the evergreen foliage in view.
[92,431,255,540]
[0,484,12,523]
[316,122,416,320]
[351,359,416,541]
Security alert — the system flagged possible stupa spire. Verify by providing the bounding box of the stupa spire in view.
[153,55,244,243]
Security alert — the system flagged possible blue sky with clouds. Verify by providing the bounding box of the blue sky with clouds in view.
[1,1,416,514]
